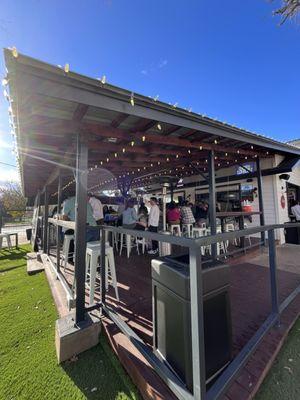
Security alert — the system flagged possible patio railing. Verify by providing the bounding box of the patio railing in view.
[47,220,300,400]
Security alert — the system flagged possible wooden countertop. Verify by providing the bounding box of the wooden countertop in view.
[216,211,262,218]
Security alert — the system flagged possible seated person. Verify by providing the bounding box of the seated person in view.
[167,202,181,224]
[181,201,196,225]
[291,199,300,221]
[62,195,98,243]
[122,199,138,229]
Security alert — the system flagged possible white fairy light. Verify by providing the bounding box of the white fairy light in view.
[130,92,135,107]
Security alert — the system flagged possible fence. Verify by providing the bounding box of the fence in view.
[47,219,300,400]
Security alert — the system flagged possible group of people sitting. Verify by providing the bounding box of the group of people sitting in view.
[167,200,209,227]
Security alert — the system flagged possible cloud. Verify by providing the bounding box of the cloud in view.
[140,59,168,76]
[0,136,13,149]
[0,168,19,185]
[158,59,168,68]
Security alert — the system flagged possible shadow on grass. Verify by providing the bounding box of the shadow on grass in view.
[61,335,140,400]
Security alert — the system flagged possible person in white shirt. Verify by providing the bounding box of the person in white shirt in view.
[88,194,104,225]
[291,199,300,221]
[148,197,160,254]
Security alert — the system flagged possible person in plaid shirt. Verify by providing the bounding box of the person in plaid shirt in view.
[180,201,196,224]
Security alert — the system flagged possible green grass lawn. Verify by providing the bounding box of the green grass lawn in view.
[255,318,300,400]
[0,245,140,400]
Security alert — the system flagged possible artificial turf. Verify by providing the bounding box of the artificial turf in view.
[0,244,140,400]
[255,317,300,400]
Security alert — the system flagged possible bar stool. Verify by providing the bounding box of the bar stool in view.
[0,233,12,250]
[119,233,142,258]
[86,241,119,304]
[169,224,181,236]
[206,226,227,257]
[62,234,74,271]
[225,223,238,247]
[182,223,193,238]
[192,227,207,255]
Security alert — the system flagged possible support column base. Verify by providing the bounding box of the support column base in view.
[55,311,101,363]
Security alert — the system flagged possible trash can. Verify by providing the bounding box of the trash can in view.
[158,230,172,257]
[284,222,300,244]
[26,228,32,241]
[152,254,232,390]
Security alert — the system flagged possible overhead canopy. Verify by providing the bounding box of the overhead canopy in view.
[4,48,300,201]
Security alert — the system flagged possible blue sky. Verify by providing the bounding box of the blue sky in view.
[0,0,299,183]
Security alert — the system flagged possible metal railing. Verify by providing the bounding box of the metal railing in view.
[98,223,300,400]
[46,220,300,400]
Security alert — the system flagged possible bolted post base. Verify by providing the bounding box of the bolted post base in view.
[55,311,101,363]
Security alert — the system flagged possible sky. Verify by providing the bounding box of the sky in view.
[0,0,299,184]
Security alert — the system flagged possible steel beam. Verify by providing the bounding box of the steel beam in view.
[268,229,280,321]
[189,247,206,399]
[43,186,49,253]
[256,158,266,243]
[74,133,88,324]
[208,150,217,259]
[56,172,62,272]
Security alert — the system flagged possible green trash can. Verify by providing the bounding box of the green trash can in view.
[152,254,232,390]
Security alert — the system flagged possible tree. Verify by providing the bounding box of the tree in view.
[273,0,300,24]
[0,183,27,218]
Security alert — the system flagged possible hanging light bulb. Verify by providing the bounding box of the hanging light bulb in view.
[2,78,8,86]
[122,148,126,153]
[176,154,179,158]
[188,149,191,154]
[199,146,203,150]
[101,75,106,84]
[214,139,218,144]
[154,95,159,101]
[11,47,18,58]
[173,102,178,108]
[130,92,135,106]
[142,136,146,142]
[131,141,135,146]
[114,153,118,158]
[64,63,70,73]
[106,157,109,162]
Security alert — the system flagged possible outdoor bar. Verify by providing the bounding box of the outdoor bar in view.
[4,48,300,400]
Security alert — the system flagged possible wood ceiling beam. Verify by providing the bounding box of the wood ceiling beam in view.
[24,115,268,158]
[73,104,89,121]
[111,113,129,128]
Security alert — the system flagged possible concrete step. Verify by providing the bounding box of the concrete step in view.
[27,252,44,275]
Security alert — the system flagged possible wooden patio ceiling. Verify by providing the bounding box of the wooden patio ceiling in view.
[4,48,300,199]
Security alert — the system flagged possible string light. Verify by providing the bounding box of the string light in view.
[114,153,118,158]
[11,47,18,58]
[142,136,146,142]
[131,141,135,146]
[64,63,70,73]
[122,148,126,153]
[101,75,106,84]
[199,146,203,150]
[106,158,109,162]
[157,123,162,131]
[214,139,218,144]
[176,154,179,158]
[130,92,135,107]
[188,149,191,154]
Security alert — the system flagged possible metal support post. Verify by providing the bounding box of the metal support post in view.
[56,172,62,272]
[100,226,106,313]
[256,158,266,244]
[208,150,217,259]
[43,186,49,254]
[268,229,280,324]
[75,133,88,324]
[189,247,206,400]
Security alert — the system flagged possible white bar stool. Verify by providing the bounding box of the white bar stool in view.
[119,233,141,258]
[0,233,12,250]
[192,227,207,255]
[86,241,119,304]
[206,226,227,257]
[169,224,181,236]
[182,223,193,238]
[62,234,74,271]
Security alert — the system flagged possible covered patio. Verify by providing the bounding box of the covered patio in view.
[4,48,300,400]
